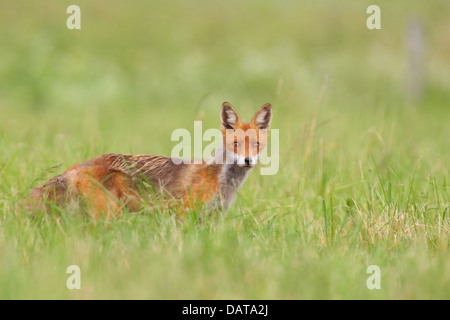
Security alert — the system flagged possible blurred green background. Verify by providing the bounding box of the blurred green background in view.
[0,0,448,299]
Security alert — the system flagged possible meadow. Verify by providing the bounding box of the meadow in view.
[0,0,449,299]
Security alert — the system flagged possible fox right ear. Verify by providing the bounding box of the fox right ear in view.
[251,103,272,130]
[221,102,240,131]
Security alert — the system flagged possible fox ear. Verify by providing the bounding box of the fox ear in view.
[251,103,272,130]
[221,102,241,130]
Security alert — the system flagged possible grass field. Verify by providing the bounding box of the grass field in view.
[0,1,449,299]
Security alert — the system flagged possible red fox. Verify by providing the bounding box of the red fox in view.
[23,102,272,220]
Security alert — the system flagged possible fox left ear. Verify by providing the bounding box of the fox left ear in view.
[251,103,272,130]
[221,102,241,131]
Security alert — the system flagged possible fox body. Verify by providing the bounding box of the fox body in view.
[25,102,272,220]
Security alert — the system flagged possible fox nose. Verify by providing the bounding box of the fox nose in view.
[244,157,251,165]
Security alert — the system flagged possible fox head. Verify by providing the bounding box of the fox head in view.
[220,102,272,168]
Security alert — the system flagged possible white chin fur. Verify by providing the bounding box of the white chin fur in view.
[234,154,258,167]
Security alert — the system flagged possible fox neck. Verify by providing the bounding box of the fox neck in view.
[221,162,251,192]
[207,144,253,212]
